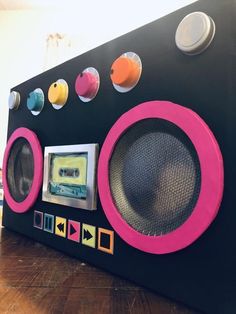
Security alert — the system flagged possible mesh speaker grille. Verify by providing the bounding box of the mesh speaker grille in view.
[109,119,201,236]
[6,138,34,202]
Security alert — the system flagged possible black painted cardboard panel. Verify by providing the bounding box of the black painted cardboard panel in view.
[3,0,236,313]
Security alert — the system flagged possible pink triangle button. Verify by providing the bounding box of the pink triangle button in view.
[67,220,81,242]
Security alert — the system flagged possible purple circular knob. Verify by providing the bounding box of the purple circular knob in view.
[75,72,98,99]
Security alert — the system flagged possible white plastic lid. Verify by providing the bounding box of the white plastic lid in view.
[175,12,215,55]
[8,91,20,110]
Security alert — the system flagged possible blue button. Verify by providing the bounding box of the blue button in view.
[44,213,54,233]
[27,89,44,112]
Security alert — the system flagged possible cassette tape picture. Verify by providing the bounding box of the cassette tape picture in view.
[50,153,87,199]
[42,144,98,210]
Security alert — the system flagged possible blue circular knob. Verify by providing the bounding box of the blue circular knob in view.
[27,89,44,112]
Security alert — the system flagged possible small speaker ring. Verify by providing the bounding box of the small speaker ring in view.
[2,128,43,213]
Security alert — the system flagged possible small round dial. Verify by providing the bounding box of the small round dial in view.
[110,52,142,93]
[27,88,44,115]
[48,79,69,109]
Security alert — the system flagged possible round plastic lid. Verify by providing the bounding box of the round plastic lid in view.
[8,91,20,110]
[27,89,44,112]
[48,81,68,105]
[175,12,215,55]
[110,57,140,87]
[75,72,98,98]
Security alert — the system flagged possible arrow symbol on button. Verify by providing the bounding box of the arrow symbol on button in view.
[84,229,93,241]
[57,223,64,232]
[70,224,77,236]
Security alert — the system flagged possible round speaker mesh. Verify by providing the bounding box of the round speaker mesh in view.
[6,138,34,202]
[109,118,201,236]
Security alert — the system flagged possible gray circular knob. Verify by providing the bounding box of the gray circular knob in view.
[8,91,20,110]
[175,12,215,55]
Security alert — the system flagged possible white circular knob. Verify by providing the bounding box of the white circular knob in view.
[175,12,215,55]
[8,91,20,110]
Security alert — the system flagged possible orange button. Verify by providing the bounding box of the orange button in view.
[110,57,140,88]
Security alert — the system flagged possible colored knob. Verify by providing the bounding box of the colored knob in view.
[175,12,215,55]
[27,89,44,112]
[75,72,98,98]
[110,56,140,88]
[8,91,20,110]
[48,80,68,106]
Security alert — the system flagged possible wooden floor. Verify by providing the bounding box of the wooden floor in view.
[0,225,199,314]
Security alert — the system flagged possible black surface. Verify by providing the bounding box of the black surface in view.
[2,0,236,313]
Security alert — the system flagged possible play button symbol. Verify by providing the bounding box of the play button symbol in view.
[68,220,81,242]
[70,224,77,236]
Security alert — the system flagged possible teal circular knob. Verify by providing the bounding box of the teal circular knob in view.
[27,88,44,114]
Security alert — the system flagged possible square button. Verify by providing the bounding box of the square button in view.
[82,224,96,248]
[34,211,43,229]
[98,228,114,254]
[44,214,54,233]
[55,216,67,238]
[67,220,80,242]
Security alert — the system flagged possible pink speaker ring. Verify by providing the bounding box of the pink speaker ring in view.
[2,127,43,213]
[75,67,100,102]
[98,100,224,254]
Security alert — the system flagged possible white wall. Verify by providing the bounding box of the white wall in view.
[0,0,196,164]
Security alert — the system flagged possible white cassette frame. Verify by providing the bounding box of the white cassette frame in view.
[42,144,99,210]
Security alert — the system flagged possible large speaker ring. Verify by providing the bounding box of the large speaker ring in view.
[3,128,43,213]
[98,101,224,254]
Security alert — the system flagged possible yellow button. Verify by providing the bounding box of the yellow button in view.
[48,80,68,106]
[55,216,67,238]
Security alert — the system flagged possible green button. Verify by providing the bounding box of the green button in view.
[82,224,96,248]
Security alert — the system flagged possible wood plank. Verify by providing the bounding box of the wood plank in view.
[0,227,199,314]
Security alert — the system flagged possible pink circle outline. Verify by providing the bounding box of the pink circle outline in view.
[98,100,224,254]
[2,127,43,213]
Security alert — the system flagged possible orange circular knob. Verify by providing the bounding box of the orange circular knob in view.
[110,57,140,88]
